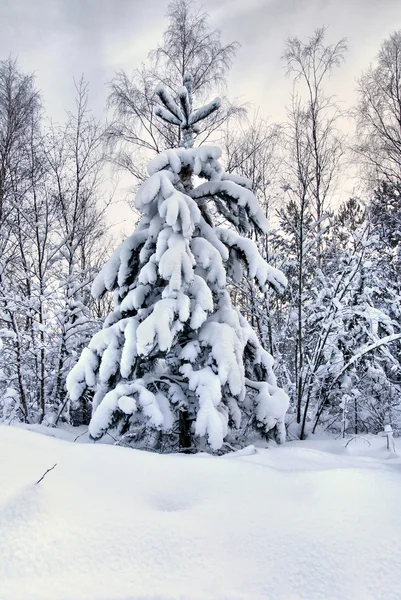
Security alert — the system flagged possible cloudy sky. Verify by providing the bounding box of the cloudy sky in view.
[1,0,400,227]
[2,0,401,122]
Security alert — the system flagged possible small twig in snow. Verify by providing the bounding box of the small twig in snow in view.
[74,429,88,442]
[345,436,371,448]
[36,463,57,485]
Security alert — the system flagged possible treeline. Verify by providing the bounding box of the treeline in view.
[231,30,401,438]
[0,72,110,425]
[0,0,400,440]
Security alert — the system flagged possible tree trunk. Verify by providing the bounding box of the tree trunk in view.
[179,410,192,452]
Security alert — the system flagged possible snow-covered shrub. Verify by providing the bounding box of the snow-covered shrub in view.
[67,75,288,451]
[0,387,20,422]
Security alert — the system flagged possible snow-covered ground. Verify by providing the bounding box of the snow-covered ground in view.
[1,425,401,600]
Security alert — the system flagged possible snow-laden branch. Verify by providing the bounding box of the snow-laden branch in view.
[331,333,401,385]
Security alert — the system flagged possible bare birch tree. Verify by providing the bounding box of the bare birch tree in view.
[357,31,401,186]
[106,0,242,181]
[45,77,110,423]
[0,58,41,421]
[283,27,347,265]
[279,29,347,435]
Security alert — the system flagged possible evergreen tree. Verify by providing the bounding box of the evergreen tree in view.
[67,76,288,452]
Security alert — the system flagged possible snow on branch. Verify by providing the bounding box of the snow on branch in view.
[92,229,149,298]
[155,84,184,122]
[154,106,182,126]
[189,97,221,126]
[332,333,401,386]
[154,79,221,148]
[191,180,269,234]
[216,227,287,294]
[178,86,191,121]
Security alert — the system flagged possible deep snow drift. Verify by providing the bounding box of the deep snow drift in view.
[1,425,401,600]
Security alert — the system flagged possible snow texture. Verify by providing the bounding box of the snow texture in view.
[2,425,401,600]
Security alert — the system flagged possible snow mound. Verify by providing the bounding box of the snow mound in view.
[2,425,401,600]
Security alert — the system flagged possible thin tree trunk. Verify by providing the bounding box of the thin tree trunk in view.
[10,313,28,421]
[179,410,192,452]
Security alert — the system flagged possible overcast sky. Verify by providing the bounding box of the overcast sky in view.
[1,0,400,228]
[2,0,401,122]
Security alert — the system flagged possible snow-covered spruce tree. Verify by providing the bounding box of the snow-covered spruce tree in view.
[67,76,288,451]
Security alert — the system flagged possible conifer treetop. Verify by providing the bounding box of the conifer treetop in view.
[154,73,221,148]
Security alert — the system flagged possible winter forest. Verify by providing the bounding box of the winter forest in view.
[1,0,400,451]
[3,1,401,599]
